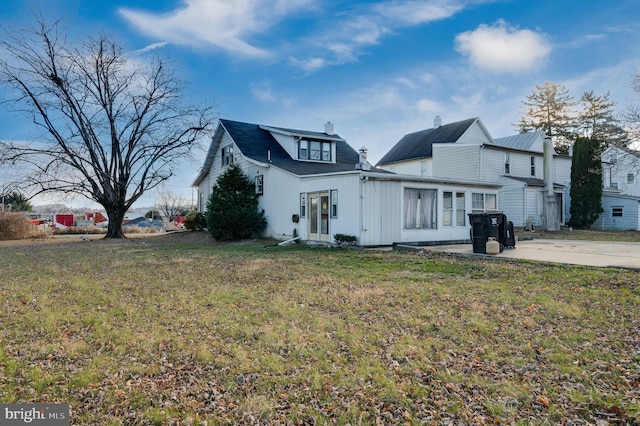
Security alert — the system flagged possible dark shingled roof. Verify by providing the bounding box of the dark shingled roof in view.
[376,118,478,166]
[220,119,364,176]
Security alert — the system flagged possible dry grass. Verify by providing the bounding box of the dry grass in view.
[0,232,638,425]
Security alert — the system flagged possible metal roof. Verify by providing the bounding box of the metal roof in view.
[493,131,546,152]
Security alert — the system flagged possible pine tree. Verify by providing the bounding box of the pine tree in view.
[569,137,603,229]
[517,81,576,154]
[577,91,628,148]
[206,164,266,240]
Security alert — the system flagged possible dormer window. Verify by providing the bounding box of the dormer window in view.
[298,139,332,162]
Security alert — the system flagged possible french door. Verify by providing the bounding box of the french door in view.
[308,191,330,242]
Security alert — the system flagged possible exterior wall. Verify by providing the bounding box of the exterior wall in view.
[479,148,504,182]
[361,178,499,246]
[602,147,640,197]
[380,160,427,176]
[299,173,362,243]
[497,179,526,226]
[196,132,238,210]
[432,145,481,181]
[592,195,640,231]
[456,122,492,145]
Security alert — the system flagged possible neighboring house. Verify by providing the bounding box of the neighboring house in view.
[601,146,640,196]
[597,146,640,230]
[377,118,572,228]
[592,191,640,231]
[193,119,500,246]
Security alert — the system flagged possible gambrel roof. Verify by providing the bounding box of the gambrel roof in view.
[376,118,491,166]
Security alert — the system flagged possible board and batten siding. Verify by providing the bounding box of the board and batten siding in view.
[432,145,481,181]
[300,173,362,243]
[360,179,401,246]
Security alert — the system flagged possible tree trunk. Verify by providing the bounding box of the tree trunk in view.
[105,206,127,238]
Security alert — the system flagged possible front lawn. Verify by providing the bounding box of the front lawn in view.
[0,233,638,424]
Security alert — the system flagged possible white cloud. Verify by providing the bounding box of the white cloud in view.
[120,0,314,58]
[289,0,479,72]
[454,19,551,74]
[251,82,277,103]
[416,98,443,113]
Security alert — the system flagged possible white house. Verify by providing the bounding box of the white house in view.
[376,118,572,228]
[597,146,640,230]
[193,119,500,246]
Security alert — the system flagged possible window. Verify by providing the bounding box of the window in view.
[530,156,536,176]
[443,192,453,226]
[404,188,436,229]
[472,192,497,211]
[323,144,331,161]
[255,175,263,196]
[221,145,234,166]
[456,193,466,226]
[610,154,617,164]
[504,152,510,174]
[298,140,308,159]
[330,190,338,218]
[612,207,623,217]
[611,182,619,190]
[628,173,635,185]
[298,139,332,162]
[300,193,307,218]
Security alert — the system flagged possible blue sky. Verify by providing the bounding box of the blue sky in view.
[1,0,640,208]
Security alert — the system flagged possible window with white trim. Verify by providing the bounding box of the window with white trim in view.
[330,190,338,218]
[472,192,497,211]
[221,145,234,166]
[530,156,535,176]
[443,192,453,226]
[298,139,332,162]
[612,207,623,217]
[404,188,437,229]
[300,193,307,218]
[255,175,263,196]
[504,152,510,174]
[456,193,466,226]
[627,173,635,185]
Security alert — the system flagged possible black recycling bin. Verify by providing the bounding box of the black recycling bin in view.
[468,212,504,254]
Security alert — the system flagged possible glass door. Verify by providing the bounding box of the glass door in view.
[308,192,330,241]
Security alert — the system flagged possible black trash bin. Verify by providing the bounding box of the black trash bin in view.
[468,212,504,254]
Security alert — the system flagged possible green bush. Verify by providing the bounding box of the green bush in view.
[206,164,266,241]
[334,233,358,248]
[183,209,206,231]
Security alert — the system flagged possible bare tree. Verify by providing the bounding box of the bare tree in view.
[516,81,576,154]
[623,69,640,146]
[156,186,191,223]
[0,17,213,237]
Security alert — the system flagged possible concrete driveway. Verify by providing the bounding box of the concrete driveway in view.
[426,239,640,269]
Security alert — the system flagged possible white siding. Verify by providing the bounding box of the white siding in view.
[602,147,640,197]
[380,160,426,176]
[432,145,481,180]
[300,174,362,242]
[456,122,492,145]
[497,178,526,226]
[479,148,504,182]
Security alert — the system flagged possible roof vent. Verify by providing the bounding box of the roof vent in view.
[434,116,442,128]
[324,121,334,136]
